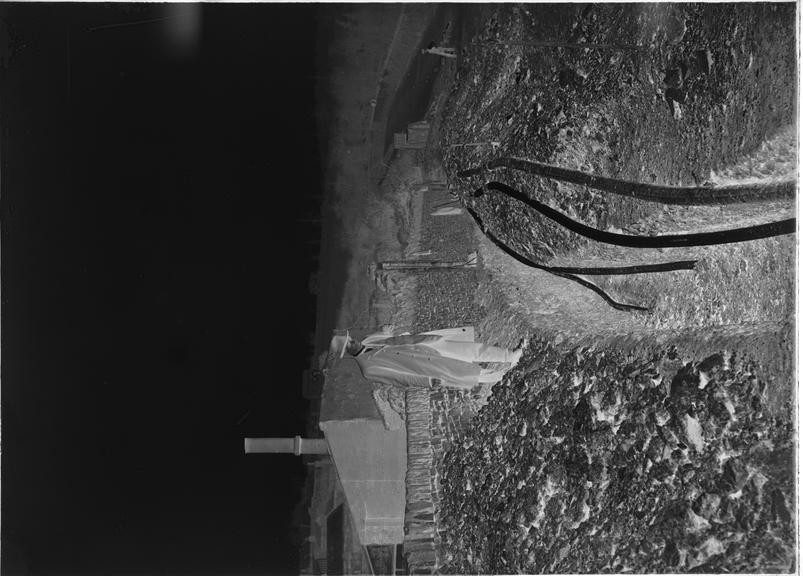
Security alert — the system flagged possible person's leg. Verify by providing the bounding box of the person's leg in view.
[420,326,475,342]
[478,368,507,384]
[430,340,522,364]
[476,343,522,364]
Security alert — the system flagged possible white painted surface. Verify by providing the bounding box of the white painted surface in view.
[320,419,407,545]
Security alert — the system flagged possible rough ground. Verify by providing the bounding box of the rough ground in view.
[441,3,796,332]
[420,3,796,574]
[439,328,795,574]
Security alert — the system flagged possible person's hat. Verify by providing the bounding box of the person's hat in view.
[329,330,351,358]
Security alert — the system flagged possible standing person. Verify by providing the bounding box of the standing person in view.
[330,325,527,390]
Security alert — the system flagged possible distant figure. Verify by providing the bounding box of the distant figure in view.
[421,41,456,59]
[330,325,527,390]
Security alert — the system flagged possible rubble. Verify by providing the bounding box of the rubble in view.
[437,337,795,573]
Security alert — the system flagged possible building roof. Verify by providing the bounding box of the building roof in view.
[320,357,381,423]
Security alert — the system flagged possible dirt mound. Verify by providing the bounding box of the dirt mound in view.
[439,330,794,573]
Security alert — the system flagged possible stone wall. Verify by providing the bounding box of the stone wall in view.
[400,167,488,574]
[404,382,495,573]
[403,387,438,573]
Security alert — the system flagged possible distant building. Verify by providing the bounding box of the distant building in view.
[393,120,430,150]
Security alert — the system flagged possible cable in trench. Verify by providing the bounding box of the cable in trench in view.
[479,181,796,247]
[464,200,652,313]
[458,157,797,205]
[466,181,795,313]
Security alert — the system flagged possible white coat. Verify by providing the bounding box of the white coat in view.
[354,327,483,389]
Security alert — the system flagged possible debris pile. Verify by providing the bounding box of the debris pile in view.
[438,338,794,573]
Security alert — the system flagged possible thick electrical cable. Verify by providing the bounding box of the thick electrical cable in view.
[478,181,795,247]
[464,202,651,313]
[457,157,796,206]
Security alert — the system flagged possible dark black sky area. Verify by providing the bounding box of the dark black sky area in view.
[2,4,327,574]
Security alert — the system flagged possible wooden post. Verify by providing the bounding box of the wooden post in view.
[377,257,476,270]
[448,141,501,150]
[244,436,329,455]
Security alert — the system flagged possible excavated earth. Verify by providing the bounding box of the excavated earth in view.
[440,3,796,332]
[439,329,795,574]
[426,4,797,574]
